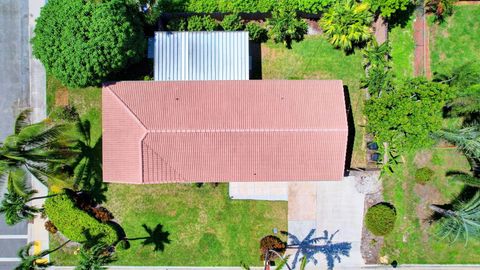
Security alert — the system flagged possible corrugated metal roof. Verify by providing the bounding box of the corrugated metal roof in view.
[102,80,348,184]
[154,31,249,81]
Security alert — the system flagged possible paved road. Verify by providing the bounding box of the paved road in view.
[0,0,35,268]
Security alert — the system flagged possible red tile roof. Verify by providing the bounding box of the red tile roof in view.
[103,80,348,184]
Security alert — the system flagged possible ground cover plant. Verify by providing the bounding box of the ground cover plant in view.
[429,5,480,76]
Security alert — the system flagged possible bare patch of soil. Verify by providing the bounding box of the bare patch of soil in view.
[55,88,69,107]
[414,183,446,241]
[414,150,432,168]
[306,19,322,35]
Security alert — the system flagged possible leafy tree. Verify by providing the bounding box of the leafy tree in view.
[221,13,244,31]
[430,192,480,244]
[187,15,219,31]
[364,0,412,18]
[0,188,43,225]
[32,0,145,87]
[267,0,308,49]
[362,41,394,97]
[0,109,70,187]
[15,240,70,270]
[365,78,451,152]
[320,0,373,53]
[245,22,269,43]
[293,0,335,13]
[75,243,116,270]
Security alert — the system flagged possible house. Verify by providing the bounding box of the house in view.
[154,31,249,81]
[102,80,348,184]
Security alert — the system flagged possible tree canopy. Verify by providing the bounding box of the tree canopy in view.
[364,0,412,18]
[32,0,145,87]
[365,78,452,152]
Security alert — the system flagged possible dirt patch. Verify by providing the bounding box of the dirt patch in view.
[306,19,322,35]
[414,183,446,241]
[361,189,384,264]
[55,88,69,107]
[261,45,279,61]
[414,150,432,168]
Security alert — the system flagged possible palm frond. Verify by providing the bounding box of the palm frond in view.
[14,109,32,135]
[447,171,480,187]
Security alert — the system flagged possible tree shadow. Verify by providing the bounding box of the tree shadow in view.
[428,185,479,222]
[343,85,355,174]
[387,3,417,29]
[126,224,171,252]
[282,229,351,270]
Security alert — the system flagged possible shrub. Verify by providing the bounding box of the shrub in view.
[187,15,219,31]
[260,235,286,261]
[320,0,373,53]
[166,18,187,31]
[92,207,115,223]
[365,203,396,236]
[44,220,58,234]
[294,0,335,13]
[221,14,244,31]
[364,0,411,18]
[245,22,269,43]
[267,0,308,49]
[32,0,145,88]
[44,193,118,244]
[415,167,434,184]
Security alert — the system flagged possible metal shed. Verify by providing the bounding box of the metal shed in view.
[154,31,249,81]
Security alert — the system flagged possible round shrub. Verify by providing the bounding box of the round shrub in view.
[32,0,145,88]
[415,167,434,184]
[44,192,118,244]
[260,235,286,261]
[365,203,396,236]
[221,14,244,31]
[187,15,218,31]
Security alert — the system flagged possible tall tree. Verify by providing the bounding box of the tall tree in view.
[0,109,70,188]
[15,240,70,270]
[267,0,308,49]
[434,126,480,161]
[430,193,480,244]
[32,0,145,87]
[75,243,116,270]
[320,0,373,53]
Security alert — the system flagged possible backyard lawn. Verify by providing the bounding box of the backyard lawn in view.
[429,5,480,76]
[47,75,287,266]
[262,36,366,168]
[389,16,414,79]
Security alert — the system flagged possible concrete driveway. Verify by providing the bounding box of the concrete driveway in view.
[287,177,366,269]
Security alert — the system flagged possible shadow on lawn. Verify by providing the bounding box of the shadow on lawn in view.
[116,224,171,252]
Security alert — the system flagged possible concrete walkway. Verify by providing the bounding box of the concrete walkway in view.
[287,177,366,269]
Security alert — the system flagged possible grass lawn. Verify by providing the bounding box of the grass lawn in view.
[381,148,480,263]
[47,76,287,266]
[262,36,366,167]
[429,5,480,76]
[389,17,415,79]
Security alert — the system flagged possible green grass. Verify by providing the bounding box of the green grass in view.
[389,17,415,79]
[51,184,287,266]
[430,5,480,76]
[262,36,366,167]
[381,148,480,263]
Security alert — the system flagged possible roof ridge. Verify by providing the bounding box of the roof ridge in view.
[105,85,149,131]
[146,128,348,133]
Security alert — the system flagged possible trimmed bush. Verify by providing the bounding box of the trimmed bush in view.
[365,203,396,236]
[415,167,434,184]
[245,22,269,43]
[44,193,118,244]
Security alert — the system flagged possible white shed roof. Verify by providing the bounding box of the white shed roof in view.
[154,31,249,81]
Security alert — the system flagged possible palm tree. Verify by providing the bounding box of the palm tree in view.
[430,193,480,244]
[433,126,480,162]
[75,243,116,270]
[320,0,373,53]
[15,240,70,270]
[447,85,480,123]
[447,171,480,187]
[0,185,58,225]
[0,109,71,188]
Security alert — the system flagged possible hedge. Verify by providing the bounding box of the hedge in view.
[365,203,397,236]
[160,0,334,13]
[44,193,118,244]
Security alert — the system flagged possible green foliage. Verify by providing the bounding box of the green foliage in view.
[15,242,55,270]
[166,18,187,31]
[187,15,219,31]
[0,188,42,225]
[362,41,394,97]
[32,0,146,88]
[432,192,480,244]
[426,0,457,22]
[320,0,373,53]
[364,0,411,17]
[365,203,397,236]
[245,22,269,43]
[365,78,451,152]
[75,243,116,270]
[415,167,434,184]
[267,0,308,49]
[221,14,244,31]
[293,0,335,13]
[448,171,480,188]
[433,126,480,161]
[44,193,118,244]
